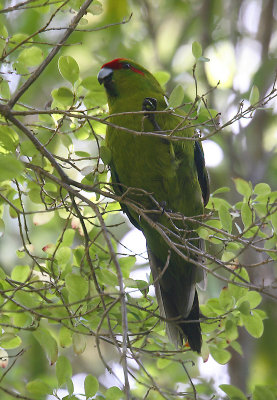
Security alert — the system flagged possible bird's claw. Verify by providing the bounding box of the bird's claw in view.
[160,201,172,215]
[142,97,157,112]
[142,97,161,131]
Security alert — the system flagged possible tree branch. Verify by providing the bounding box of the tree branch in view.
[7,0,94,108]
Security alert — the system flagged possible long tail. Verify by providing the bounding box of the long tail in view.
[147,246,202,353]
[179,292,201,353]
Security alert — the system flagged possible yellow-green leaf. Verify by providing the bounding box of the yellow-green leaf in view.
[249,85,259,105]
[58,56,79,85]
[192,41,202,59]
[56,356,72,387]
[84,375,99,398]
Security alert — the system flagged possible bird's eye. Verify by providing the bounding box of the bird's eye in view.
[122,63,131,69]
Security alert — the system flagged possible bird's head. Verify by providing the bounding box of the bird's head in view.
[98,58,163,103]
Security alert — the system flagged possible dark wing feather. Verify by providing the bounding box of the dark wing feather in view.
[194,140,210,206]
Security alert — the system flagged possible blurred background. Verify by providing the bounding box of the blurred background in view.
[1,0,277,398]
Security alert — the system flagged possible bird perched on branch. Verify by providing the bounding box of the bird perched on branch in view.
[98,58,209,353]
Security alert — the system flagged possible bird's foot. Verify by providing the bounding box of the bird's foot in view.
[159,201,172,215]
[142,97,157,112]
[142,97,161,131]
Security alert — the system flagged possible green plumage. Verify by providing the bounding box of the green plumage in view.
[98,59,209,352]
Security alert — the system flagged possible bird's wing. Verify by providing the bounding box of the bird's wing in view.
[194,140,210,206]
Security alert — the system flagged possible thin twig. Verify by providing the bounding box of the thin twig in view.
[7,0,94,108]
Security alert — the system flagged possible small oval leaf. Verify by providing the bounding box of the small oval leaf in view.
[84,375,99,398]
[192,41,202,59]
[58,56,79,85]
[168,84,184,109]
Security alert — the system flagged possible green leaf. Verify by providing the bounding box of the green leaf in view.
[219,205,232,233]
[105,386,123,400]
[72,333,86,354]
[56,246,72,266]
[219,384,247,400]
[238,301,250,315]
[89,1,103,15]
[59,326,72,348]
[0,24,8,40]
[74,127,90,140]
[241,203,252,230]
[56,356,72,387]
[197,227,210,240]
[192,41,202,59]
[84,375,99,398]
[26,379,52,396]
[219,287,235,310]
[75,151,91,157]
[11,265,30,282]
[13,61,28,75]
[207,196,232,211]
[212,187,230,195]
[9,33,29,47]
[52,87,74,106]
[239,291,262,309]
[13,312,32,328]
[0,126,19,153]
[153,71,171,87]
[99,145,112,165]
[0,334,22,349]
[230,340,243,355]
[58,56,80,85]
[67,379,74,396]
[207,298,225,314]
[254,309,267,320]
[225,319,238,342]
[0,154,24,181]
[168,84,184,109]
[97,269,118,287]
[0,79,10,100]
[0,266,5,280]
[254,183,271,195]
[84,89,107,107]
[62,229,75,247]
[241,310,264,338]
[119,256,136,278]
[33,327,58,365]
[18,46,44,67]
[157,358,171,369]
[210,346,231,364]
[229,268,249,300]
[221,251,235,263]
[65,273,89,300]
[15,290,40,308]
[81,76,99,90]
[233,178,252,198]
[249,85,259,105]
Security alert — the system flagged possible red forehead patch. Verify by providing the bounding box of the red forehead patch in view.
[101,59,144,75]
[101,58,126,69]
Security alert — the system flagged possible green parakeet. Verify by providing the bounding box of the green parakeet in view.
[98,58,209,353]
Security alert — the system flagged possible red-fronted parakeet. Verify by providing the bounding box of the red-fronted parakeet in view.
[98,58,209,353]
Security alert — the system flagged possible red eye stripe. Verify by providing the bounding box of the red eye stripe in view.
[101,59,144,75]
[130,66,144,75]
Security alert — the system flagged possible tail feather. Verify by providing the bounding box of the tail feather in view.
[179,292,202,353]
[147,246,202,353]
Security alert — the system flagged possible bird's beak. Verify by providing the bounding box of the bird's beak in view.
[97,67,113,84]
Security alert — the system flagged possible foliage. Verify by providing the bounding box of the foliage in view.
[0,1,276,400]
